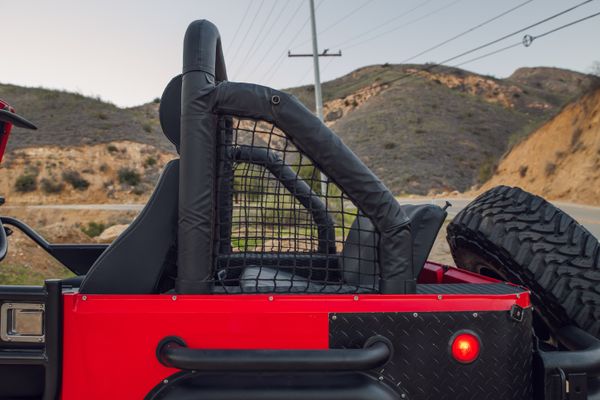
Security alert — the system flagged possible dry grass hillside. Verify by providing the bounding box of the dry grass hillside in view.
[1,64,596,203]
[0,141,174,204]
[287,64,597,195]
[481,86,600,205]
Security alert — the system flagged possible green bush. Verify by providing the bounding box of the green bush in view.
[62,170,90,191]
[107,144,119,153]
[153,97,161,104]
[142,123,152,133]
[81,222,106,238]
[143,156,157,168]
[14,174,37,193]
[40,178,64,194]
[118,168,141,186]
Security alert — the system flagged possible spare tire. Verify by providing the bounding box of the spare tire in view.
[447,186,600,339]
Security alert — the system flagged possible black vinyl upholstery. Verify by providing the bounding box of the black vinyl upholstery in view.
[79,160,180,294]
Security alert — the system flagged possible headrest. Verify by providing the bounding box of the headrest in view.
[158,74,182,152]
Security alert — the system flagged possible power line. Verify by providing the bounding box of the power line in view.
[246,1,305,79]
[234,0,281,77]
[229,0,266,66]
[260,0,325,83]
[400,0,534,64]
[342,0,465,51]
[435,0,595,67]
[380,4,600,88]
[455,10,600,67]
[330,0,433,49]
[291,0,374,50]
[225,1,253,55]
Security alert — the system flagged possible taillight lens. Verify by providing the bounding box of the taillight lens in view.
[450,332,480,364]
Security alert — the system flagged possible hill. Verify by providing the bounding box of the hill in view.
[481,86,600,205]
[0,83,173,151]
[1,64,597,203]
[287,64,597,195]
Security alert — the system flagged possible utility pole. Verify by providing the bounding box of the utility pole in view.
[288,0,341,196]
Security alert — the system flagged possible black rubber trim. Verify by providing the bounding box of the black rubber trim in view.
[145,371,400,400]
[157,336,391,372]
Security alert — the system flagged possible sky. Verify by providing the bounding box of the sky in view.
[1,0,599,107]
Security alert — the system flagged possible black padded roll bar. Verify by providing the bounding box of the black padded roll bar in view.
[177,20,227,294]
[178,19,415,294]
[211,83,414,293]
[231,145,336,254]
[157,336,392,372]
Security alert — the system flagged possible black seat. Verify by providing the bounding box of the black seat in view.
[79,160,179,294]
[238,204,447,293]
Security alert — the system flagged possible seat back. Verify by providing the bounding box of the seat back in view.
[341,204,447,288]
[79,160,179,294]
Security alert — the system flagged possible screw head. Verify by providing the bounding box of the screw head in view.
[81,296,87,301]
[332,315,337,321]
[163,379,169,384]
[437,295,443,300]
[413,312,418,318]
[353,295,359,301]
[268,296,274,301]
[473,312,478,318]
[171,295,177,301]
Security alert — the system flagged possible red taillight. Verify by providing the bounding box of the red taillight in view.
[450,332,480,364]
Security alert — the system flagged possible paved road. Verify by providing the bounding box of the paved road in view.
[5,198,600,239]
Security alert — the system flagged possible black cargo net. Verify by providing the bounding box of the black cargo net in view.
[214,116,379,293]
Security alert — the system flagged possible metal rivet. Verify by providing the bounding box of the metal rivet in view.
[332,315,337,321]
[437,295,443,300]
[413,312,418,318]
[268,296,274,301]
[401,394,406,399]
[172,295,177,301]
[516,294,520,299]
[473,312,478,318]
[378,376,384,381]
[38,337,43,342]
[353,296,359,301]
[81,296,87,301]
[271,95,281,105]
[163,379,169,384]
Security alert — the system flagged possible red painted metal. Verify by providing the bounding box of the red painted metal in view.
[0,100,14,164]
[61,263,530,399]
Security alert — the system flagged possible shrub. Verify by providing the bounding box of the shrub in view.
[118,168,141,186]
[384,142,396,149]
[518,165,528,178]
[62,170,90,191]
[153,97,161,104]
[142,123,152,133]
[40,178,64,194]
[107,144,119,153]
[14,174,37,193]
[81,222,106,238]
[143,156,157,168]
[478,157,496,183]
[99,163,109,172]
[545,162,557,176]
[97,112,108,120]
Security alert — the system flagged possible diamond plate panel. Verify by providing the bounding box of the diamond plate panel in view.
[330,310,532,400]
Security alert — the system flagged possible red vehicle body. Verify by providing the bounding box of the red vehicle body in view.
[61,263,530,399]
